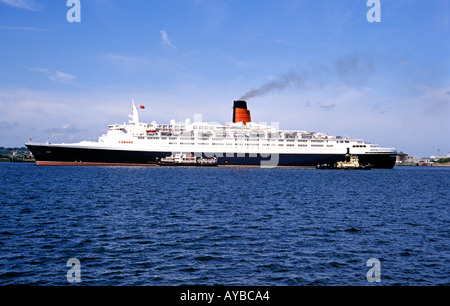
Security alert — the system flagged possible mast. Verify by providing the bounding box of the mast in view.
[129,99,139,125]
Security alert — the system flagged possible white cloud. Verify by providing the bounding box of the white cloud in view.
[42,124,87,134]
[101,52,182,74]
[48,71,77,84]
[29,67,77,84]
[160,30,176,49]
[102,53,149,70]
[0,0,43,11]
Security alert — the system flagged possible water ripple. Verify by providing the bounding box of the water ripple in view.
[0,164,449,285]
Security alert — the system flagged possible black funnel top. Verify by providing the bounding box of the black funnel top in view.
[233,100,248,123]
[233,100,248,110]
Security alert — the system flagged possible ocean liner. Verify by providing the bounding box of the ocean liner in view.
[26,100,397,168]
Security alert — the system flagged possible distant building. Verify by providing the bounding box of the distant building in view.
[396,149,449,167]
[396,152,416,165]
[430,153,450,161]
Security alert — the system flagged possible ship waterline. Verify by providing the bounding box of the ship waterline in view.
[26,100,397,168]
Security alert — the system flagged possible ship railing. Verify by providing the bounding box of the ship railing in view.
[368,148,397,153]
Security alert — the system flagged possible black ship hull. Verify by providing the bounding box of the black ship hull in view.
[26,144,396,169]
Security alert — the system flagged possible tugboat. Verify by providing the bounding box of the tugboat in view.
[335,154,372,170]
[156,153,218,167]
[317,148,372,170]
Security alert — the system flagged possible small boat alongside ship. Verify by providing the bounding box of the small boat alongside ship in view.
[316,149,372,170]
[156,153,217,167]
[335,154,372,170]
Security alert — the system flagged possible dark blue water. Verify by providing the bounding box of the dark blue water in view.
[0,163,448,286]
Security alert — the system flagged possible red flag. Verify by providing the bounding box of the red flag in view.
[139,105,145,109]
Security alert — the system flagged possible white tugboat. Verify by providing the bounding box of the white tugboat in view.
[335,154,372,170]
[317,148,372,170]
[156,153,217,167]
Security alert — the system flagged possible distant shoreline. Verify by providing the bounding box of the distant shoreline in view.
[0,147,34,163]
[0,158,35,163]
[396,163,450,167]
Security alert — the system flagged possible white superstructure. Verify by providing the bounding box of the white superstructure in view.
[92,101,394,157]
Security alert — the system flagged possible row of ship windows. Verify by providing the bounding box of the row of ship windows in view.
[134,137,358,148]
[140,136,314,142]
[167,142,335,147]
[137,136,349,144]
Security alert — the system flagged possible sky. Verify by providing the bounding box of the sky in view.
[0,0,448,157]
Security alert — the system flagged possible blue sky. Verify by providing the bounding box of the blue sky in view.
[0,0,448,157]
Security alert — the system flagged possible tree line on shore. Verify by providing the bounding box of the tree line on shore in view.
[0,147,34,162]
